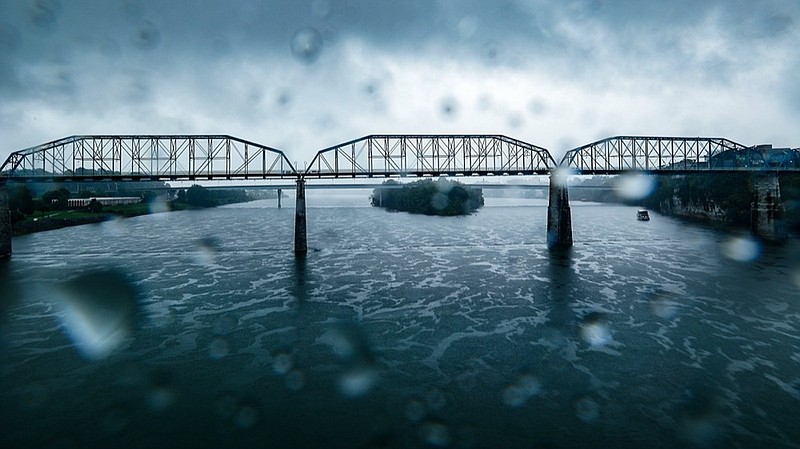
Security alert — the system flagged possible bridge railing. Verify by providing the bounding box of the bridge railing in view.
[304,135,557,178]
[556,136,787,173]
[0,135,297,181]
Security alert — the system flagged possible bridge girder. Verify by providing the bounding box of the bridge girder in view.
[558,136,800,174]
[0,135,297,183]
[304,135,557,178]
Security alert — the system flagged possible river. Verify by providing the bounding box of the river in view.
[1,191,799,449]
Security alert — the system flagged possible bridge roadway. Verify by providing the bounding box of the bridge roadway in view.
[2,134,798,258]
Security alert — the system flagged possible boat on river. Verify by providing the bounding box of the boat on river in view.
[637,210,650,221]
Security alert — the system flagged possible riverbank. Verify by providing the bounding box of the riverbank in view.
[11,200,247,236]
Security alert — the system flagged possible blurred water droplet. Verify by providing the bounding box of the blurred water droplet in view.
[482,41,500,62]
[457,16,478,40]
[209,338,230,359]
[679,390,724,447]
[147,370,175,412]
[211,314,236,335]
[320,321,375,362]
[291,28,323,63]
[216,394,237,418]
[502,374,541,407]
[272,352,293,375]
[420,421,451,447]
[285,370,305,391]
[235,402,259,429]
[580,312,611,347]
[574,396,599,422]
[431,192,448,210]
[339,365,378,397]
[405,399,426,422]
[194,236,220,266]
[276,90,292,107]
[29,0,61,32]
[720,235,761,262]
[148,195,170,214]
[439,97,459,120]
[131,20,161,50]
[528,99,547,115]
[507,113,523,128]
[54,269,139,360]
[615,173,655,200]
[650,295,680,319]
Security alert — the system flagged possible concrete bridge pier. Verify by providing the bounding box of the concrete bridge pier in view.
[277,188,282,209]
[1,186,11,259]
[294,178,307,255]
[546,172,573,250]
[750,174,787,241]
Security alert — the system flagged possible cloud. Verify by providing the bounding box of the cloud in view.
[1,0,799,165]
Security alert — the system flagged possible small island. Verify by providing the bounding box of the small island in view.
[371,178,484,216]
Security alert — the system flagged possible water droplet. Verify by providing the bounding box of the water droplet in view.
[615,173,655,200]
[195,237,220,266]
[291,28,323,63]
[54,269,140,360]
[457,16,478,40]
[147,370,175,412]
[426,388,447,411]
[420,421,451,447]
[311,0,331,18]
[574,396,599,422]
[439,97,459,120]
[211,314,236,335]
[209,338,230,360]
[235,402,259,429]
[502,374,541,407]
[720,235,761,262]
[550,168,573,188]
[339,365,378,397]
[29,0,61,32]
[216,394,237,418]
[131,20,161,51]
[148,195,170,214]
[580,312,611,347]
[431,192,448,210]
[272,352,293,375]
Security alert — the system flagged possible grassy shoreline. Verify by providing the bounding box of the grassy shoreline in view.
[11,201,232,236]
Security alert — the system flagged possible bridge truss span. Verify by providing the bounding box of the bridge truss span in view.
[559,136,754,174]
[0,135,297,182]
[305,135,556,178]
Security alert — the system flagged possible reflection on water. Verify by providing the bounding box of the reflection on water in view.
[1,194,799,448]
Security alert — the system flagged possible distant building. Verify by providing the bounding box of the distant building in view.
[67,197,142,208]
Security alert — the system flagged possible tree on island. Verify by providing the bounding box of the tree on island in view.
[371,178,484,216]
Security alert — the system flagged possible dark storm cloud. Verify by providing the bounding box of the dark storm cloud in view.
[0,0,798,159]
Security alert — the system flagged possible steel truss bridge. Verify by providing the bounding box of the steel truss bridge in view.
[0,135,297,182]
[559,136,800,174]
[2,134,799,184]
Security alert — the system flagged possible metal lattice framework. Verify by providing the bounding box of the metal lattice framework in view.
[305,135,556,178]
[559,136,800,173]
[0,135,297,182]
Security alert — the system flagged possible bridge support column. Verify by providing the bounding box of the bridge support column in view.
[294,178,307,255]
[277,188,282,209]
[546,172,573,250]
[750,174,787,241]
[1,187,11,259]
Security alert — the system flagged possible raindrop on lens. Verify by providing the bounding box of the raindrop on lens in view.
[291,28,323,63]
[580,312,611,347]
[615,173,655,201]
[209,338,230,359]
[439,97,459,120]
[575,396,599,422]
[131,20,161,50]
[420,421,451,447]
[272,352,293,375]
[54,269,140,360]
[405,399,426,422]
[29,0,61,32]
[720,235,761,262]
[235,403,259,429]
[285,370,305,391]
[339,365,378,397]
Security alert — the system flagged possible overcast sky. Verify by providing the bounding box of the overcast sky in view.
[1,0,798,166]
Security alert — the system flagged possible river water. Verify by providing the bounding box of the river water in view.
[1,191,799,449]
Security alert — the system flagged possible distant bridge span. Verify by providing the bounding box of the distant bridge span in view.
[2,134,798,258]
